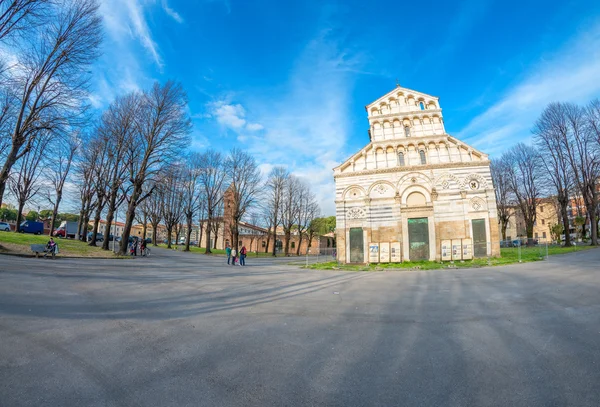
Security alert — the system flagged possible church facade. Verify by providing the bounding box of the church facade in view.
[334,86,500,263]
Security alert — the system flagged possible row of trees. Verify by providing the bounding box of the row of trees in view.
[0,1,327,254]
[492,99,600,246]
[0,0,101,231]
[263,167,320,256]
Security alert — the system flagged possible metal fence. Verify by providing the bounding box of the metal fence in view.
[304,247,338,266]
[303,238,588,267]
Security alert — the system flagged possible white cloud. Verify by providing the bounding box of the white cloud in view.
[205,28,364,215]
[123,0,163,69]
[209,102,247,129]
[458,22,600,155]
[161,0,183,23]
[207,101,265,133]
[246,123,264,131]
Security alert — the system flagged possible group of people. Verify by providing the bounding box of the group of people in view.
[226,245,247,266]
[129,238,148,256]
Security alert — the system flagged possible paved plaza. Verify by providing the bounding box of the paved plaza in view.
[1,248,599,406]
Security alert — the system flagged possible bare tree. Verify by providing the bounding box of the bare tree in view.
[280,175,301,256]
[118,81,191,255]
[225,147,261,252]
[211,200,223,249]
[490,158,513,241]
[263,166,288,256]
[45,131,78,236]
[198,149,227,254]
[182,153,203,252]
[0,0,49,41]
[87,134,111,246]
[99,94,139,250]
[145,182,163,246]
[533,102,576,246]
[295,181,319,255]
[197,200,206,248]
[504,143,542,242]
[560,103,599,245]
[0,0,102,207]
[9,132,49,231]
[160,165,185,249]
[73,136,98,241]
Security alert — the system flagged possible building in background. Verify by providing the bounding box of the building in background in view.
[334,85,500,263]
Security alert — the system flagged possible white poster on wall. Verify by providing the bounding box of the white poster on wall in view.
[390,242,401,263]
[379,242,390,263]
[441,240,452,261]
[369,243,379,263]
[452,239,462,261]
[462,238,473,260]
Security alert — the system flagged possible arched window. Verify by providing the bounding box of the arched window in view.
[419,102,425,110]
[419,150,426,164]
[404,126,410,137]
[398,152,405,166]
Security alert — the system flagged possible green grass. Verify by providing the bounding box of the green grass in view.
[306,244,597,271]
[0,231,121,257]
[156,244,278,257]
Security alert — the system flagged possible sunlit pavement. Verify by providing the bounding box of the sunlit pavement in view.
[1,247,599,406]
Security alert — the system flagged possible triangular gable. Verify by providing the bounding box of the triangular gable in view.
[366,86,439,109]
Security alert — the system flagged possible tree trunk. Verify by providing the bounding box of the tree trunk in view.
[526,222,534,243]
[184,213,192,252]
[265,228,271,254]
[284,230,291,256]
[198,221,203,248]
[561,204,572,247]
[0,143,20,208]
[205,211,212,254]
[102,203,116,250]
[501,221,507,241]
[89,206,102,246]
[118,182,142,255]
[142,213,147,240]
[166,226,172,249]
[49,191,62,236]
[151,221,159,246]
[15,200,25,232]
[213,225,218,249]
[271,230,277,256]
[590,215,598,246]
[76,207,85,241]
[296,234,303,256]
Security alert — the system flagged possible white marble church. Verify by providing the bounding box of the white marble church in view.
[333,85,500,263]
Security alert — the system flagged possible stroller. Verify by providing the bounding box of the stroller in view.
[44,242,58,259]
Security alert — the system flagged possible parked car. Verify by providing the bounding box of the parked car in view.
[0,221,10,232]
[87,232,104,242]
[20,221,43,234]
[144,238,152,244]
[53,221,79,238]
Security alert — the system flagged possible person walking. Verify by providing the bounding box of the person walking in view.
[240,245,247,266]
[226,245,232,264]
[231,248,237,266]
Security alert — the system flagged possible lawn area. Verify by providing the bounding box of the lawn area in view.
[156,244,285,257]
[306,244,597,271]
[0,232,122,258]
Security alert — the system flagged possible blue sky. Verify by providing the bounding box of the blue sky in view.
[93,0,600,215]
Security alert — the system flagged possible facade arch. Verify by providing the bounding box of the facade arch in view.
[434,172,464,190]
[463,173,489,191]
[399,184,432,205]
[368,180,397,198]
[342,185,367,200]
[469,197,487,212]
[397,171,433,192]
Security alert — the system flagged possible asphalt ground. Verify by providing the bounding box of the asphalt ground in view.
[1,247,599,407]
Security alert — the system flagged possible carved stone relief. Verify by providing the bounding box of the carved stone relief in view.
[347,207,366,219]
